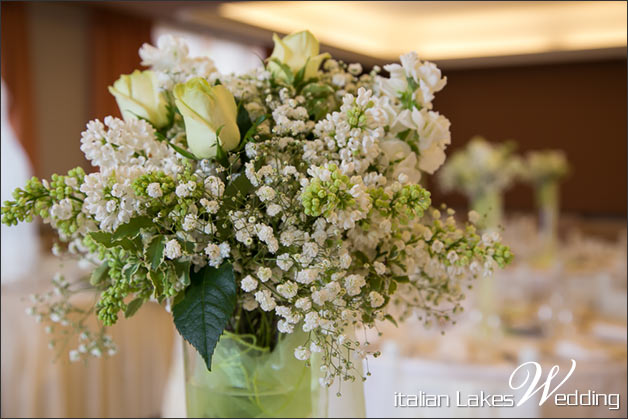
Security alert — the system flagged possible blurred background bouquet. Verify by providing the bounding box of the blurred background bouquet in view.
[0,2,625,418]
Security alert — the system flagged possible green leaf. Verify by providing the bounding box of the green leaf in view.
[122,262,141,282]
[89,231,114,248]
[384,314,399,327]
[370,276,383,292]
[269,58,294,84]
[236,102,252,138]
[89,231,139,253]
[124,297,144,318]
[174,260,191,288]
[388,280,398,295]
[90,262,109,286]
[148,269,164,298]
[169,141,199,160]
[352,250,370,264]
[145,235,166,271]
[113,216,153,240]
[172,263,237,371]
[293,57,309,87]
[222,174,253,212]
[393,275,410,283]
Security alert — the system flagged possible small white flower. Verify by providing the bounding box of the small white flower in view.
[204,176,225,197]
[278,320,294,333]
[242,295,259,311]
[267,203,282,217]
[277,281,298,299]
[303,311,320,332]
[468,210,481,224]
[310,341,323,353]
[164,239,182,259]
[257,266,272,282]
[255,289,276,311]
[175,183,190,198]
[200,198,220,214]
[219,242,231,258]
[276,253,294,271]
[50,198,74,220]
[69,350,81,362]
[182,214,198,231]
[369,291,385,308]
[431,240,444,253]
[146,183,163,198]
[294,346,311,361]
[348,63,362,75]
[373,261,386,275]
[482,231,500,246]
[296,269,318,285]
[204,243,223,267]
[344,274,366,296]
[240,275,258,292]
[256,185,276,202]
[295,297,312,311]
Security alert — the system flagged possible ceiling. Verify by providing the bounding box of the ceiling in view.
[96,1,627,68]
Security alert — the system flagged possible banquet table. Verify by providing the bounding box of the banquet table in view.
[1,254,177,418]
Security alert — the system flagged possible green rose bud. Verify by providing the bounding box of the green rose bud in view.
[108,70,169,128]
[173,78,240,159]
[269,30,330,82]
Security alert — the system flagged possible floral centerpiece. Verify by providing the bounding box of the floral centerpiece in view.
[522,150,570,263]
[437,136,523,230]
[1,31,512,417]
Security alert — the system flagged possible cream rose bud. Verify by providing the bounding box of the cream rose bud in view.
[173,78,240,159]
[108,70,169,128]
[269,30,330,81]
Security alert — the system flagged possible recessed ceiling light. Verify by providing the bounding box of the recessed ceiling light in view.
[211,1,626,61]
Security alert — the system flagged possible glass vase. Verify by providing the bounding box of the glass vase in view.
[183,330,327,418]
[470,189,503,232]
[536,180,559,250]
[470,190,503,341]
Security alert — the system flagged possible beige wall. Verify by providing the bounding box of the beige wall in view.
[27,3,91,179]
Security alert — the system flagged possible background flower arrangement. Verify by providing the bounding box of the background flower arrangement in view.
[1,30,512,386]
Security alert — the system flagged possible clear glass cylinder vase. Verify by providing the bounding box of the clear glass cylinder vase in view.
[536,180,559,247]
[183,330,327,418]
[470,189,503,232]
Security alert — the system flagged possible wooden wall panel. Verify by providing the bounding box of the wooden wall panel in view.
[427,59,627,217]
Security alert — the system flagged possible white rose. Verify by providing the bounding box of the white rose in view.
[268,30,330,81]
[108,70,169,128]
[174,78,240,159]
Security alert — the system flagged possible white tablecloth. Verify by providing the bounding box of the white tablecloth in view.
[1,256,176,418]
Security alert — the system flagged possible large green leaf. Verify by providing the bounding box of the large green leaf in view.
[172,263,236,371]
[145,235,166,271]
[112,216,154,240]
[124,297,144,318]
[90,262,109,286]
[236,102,252,139]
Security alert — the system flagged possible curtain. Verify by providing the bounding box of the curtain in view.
[1,2,38,174]
[88,7,152,121]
